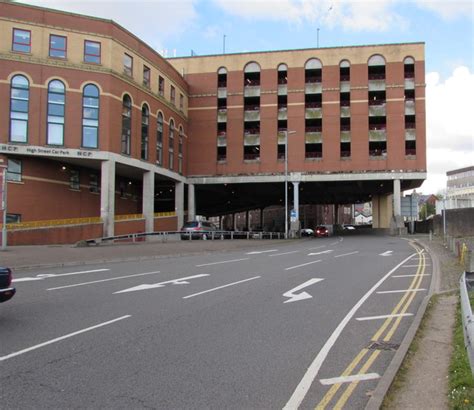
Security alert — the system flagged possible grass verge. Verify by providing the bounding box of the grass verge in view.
[448,296,474,409]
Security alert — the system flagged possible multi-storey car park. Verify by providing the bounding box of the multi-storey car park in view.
[0,1,426,245]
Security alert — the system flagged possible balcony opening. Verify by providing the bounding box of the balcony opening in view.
[368,90,386,105]
[218,122,226,136]
[278,120,287,133]
[244,62,261,87]
[405,89,415,100]
[217,145,227,161]
[305,58,322,83]
[305,143,322,159]
[340,92,350,107]
[218,67,227,88]
[405,115,416,129]
[244,96,260,111]
[305,93,322,108]
[277,144,286,160]
[368,55,386,80]
[244,145,260,161]
[278,95,288,109]
[404,57,415,79]
[340,60,350,82]
[369,141,387,157]
[369,116,386,130]
[340,117,351,131]
[340,142,351,158]
[218,97,227,110]
[306,118,322,133]
[405,140,416,156]
[244,120,260,135]
[278,63,288,85]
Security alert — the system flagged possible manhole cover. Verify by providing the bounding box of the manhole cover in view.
[368,341,399,351]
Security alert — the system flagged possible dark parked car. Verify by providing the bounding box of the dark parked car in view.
[315,226,329,237]
[180,221,220,240]
[0,267,16,303]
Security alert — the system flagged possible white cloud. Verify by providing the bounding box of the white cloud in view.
[421,66,474,193]
[212,0,407,31]
[415,0,474,20]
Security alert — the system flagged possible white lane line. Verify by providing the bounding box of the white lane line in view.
[380,250,393,256]
[114,274,209,294]
[283,252,417,410]
[306,245,326,250]
[0,315,131,362]
[356,313,413,321]
[196,258,249,267]
[13,269,110,283]
[377,289,426,294]
[402,264,431,267]
[308,250,333,256]
[320,373,380,386]
[392,274,431,278]
[334,251,359,258]
[183,276,261,299]
[246,249,278,255]
[285,260,322,271]
[47,271,161,291]
[269,250,299,257]
[329,241,339,246]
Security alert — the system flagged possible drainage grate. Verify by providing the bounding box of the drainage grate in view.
[368,341,400,351]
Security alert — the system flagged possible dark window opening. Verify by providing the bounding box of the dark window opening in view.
[244,96,260,111]
[218,98,227,109]
[218,73,227,88]
[89,174,100,193]
[143,66,151,88]
[141,105,149,160]
[404,63,415,79]
[405,140,416,156]
[306,118,322,133]
[6,214,21,224]
[6,158,22,182]
[278,95,287,109]
[368,65,385,80]
[278,120,287,132]
[217,146,227,161]
[368,90,386,105]
[170,86,176,105]
[69,169,80,190]
[218,122,227,135]
[369,116,386,130]
[121,95,132,155]
[244,145,260,160]
[244,120,260,134]
[277,144,286,160]
[405,115,416,129]
[405,89,415,100]
[340,92,350,107]
[305,143,322,158]
[278,70,287,84]
[244,71,260,86]
[369,141,387,157]
[340,142,351,158]
[340,117,351,131]
[340,66,350,82]
[305,68,322,83]
[158,76,165,96]
[305,93,322,108]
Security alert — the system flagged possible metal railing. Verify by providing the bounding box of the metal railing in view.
[460,272,474,375]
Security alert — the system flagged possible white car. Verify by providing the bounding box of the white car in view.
[343,224,356,231]
[301,228,314,237]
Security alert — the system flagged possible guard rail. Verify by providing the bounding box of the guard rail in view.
[460,272,474,375]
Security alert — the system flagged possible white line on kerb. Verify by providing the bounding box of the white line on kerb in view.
[269,250,299,257]
[334,251,359,258]
[0,315,131,362]
[196,258,249,267]
[320,373,380,386]
[283,252,417,410]
[392,274,431,278]
[377,289,426,294]
[285,260,322,271]
[47,271,161,291]
[183,276,260,299]
[356,313,413,321]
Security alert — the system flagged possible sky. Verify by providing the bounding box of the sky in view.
[16,0,474,195]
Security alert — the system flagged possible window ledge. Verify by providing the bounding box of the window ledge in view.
[7,180,24,185]
[69,188,81,192]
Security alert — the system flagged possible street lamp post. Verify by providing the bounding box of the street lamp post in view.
[284,130,296,239]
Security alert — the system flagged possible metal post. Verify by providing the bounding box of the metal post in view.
[223,34,226,54]
[1,166,7,251]
[443,194,447,240]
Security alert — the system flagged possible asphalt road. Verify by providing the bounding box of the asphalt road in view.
[0,235,432,409]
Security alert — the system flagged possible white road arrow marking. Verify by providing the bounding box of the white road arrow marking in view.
[114,274,209,294]
[308,250,333,256]
[283,278,324,303]
[13,269,110,283]
[379,250,393,256]
[246,249,278,255]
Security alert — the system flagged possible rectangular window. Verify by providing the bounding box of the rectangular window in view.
[89,174,100,193]
[179,94,184,111]
[6,214,21,224]
[158,76,165,96]
[84,40,101,64]
[170,85,176,105]
[12,28,31,53]
[49,34,67,58]
[143,66,151,88]
[69,169,80,190]
[6,159,22,182]
[123,53,133,76]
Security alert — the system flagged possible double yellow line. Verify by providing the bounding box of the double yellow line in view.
[316,243,426,409]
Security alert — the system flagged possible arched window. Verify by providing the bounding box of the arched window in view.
[218,67,227,88]
[47,80,65,145]
[121,94,132,155]
[169,119,175,170]
[368,54,386,80]
[305,58,322,83]
[404,57,415,79]
[141,104,149,160]
[339,60,350,82]
[244,62,260,86]
[278,63,288,85]
[10,75,29,143]
[82,84,99,148]
[156,112,163,165]
[178,126,184,174]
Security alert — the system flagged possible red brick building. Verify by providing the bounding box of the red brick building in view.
[0,2,426,244]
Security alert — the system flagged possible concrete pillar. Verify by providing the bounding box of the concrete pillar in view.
[260,208,264,230]
[246,210,250,231]
[334,204,339,224]
[393,179,401,217]
[175,181,184,229]
[100,159,115,237]
[187,183,196,222]
[219,215,222,230]
[233,213,237,231]
[142,171,154,233]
